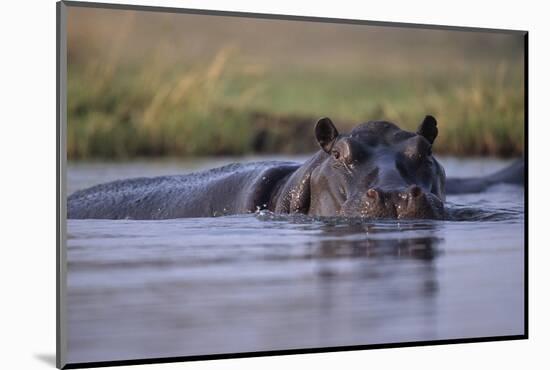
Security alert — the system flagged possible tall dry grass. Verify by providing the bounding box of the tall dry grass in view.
[67,8,524,159]
[68,47,266,158]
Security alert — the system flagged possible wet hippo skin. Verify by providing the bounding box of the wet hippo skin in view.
[68,116,524,220]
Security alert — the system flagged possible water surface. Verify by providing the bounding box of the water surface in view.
[66,156,525,364]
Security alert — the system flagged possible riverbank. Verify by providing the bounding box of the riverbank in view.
[67,60,524,159]
[67,9,524,160]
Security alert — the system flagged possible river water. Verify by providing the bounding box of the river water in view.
[65,156,525,364]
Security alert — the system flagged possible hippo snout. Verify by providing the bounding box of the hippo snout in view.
[394,185,444,219]
[341,185,444,219]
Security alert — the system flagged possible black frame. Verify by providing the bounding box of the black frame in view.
[56,1,529,368]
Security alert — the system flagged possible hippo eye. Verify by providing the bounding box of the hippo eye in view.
[331,150,340,159]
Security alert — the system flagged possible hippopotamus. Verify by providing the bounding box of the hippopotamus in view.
[68,116,524,220]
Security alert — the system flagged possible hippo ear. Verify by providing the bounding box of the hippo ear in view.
[315,117,339,153]
[416,115,438,144]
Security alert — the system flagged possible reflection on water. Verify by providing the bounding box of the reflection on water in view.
[66,157,525,364]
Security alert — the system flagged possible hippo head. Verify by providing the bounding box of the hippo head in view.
[306,116,446,219]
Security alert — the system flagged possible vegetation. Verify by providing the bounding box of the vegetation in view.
[67,9,525,159]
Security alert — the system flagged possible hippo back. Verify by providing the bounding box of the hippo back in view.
[68,161,299,219]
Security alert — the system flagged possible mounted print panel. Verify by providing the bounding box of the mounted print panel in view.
[57,1,527,368]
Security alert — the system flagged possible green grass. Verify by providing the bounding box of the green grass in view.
[67,52,524,159]
[66,10,525,159]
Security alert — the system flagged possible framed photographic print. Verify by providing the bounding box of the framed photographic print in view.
[57,1,527,368]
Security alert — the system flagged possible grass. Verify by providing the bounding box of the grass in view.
[67,9,525,159]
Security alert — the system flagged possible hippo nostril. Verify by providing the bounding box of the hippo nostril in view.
[409,185,422,198]
[367,188,378,198]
